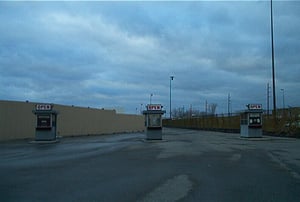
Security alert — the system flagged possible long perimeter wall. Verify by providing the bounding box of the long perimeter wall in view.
[0,100,144,141]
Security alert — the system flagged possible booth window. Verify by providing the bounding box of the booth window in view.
[37,115,52,129]
[148,114,161,128]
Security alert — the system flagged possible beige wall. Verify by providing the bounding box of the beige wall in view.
[0,100,144,141]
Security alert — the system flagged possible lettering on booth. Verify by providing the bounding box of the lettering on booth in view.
[247,104,262,110]
[36,104,52,111]
[147,104,162,111]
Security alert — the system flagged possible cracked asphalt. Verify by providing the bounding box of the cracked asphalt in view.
[0,128,300,202]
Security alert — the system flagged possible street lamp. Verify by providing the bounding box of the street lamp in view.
[150,93,153,104]
[140,103,143,114]
[270,0,277,116]
[170,76,174,119]
[280,89,285,109]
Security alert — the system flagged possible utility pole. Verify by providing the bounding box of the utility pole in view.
[227,93,231,116]
[205,100,208,115]
[281,89,285,109]
[267,83,271,116]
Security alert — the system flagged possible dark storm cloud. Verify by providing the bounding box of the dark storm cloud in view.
[0,1,299,114]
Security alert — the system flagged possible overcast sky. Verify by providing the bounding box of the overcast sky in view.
[0,1,299,115]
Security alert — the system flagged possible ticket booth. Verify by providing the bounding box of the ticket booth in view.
[32,104,58,141]
[143,104,166,140]
[240,104,263,138]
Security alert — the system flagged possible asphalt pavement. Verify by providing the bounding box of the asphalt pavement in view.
[0,128,300,202]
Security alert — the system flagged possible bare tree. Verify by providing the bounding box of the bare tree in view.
[171,103,217,119]
[208,103,218,115]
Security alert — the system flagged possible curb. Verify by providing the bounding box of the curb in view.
[29,139,60,144]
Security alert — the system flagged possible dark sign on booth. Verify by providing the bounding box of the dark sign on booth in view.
[36,115,52,129]
[248,113,262,128]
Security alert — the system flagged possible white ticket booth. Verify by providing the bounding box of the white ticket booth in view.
[143,104,166,140]
[240,104,263,138]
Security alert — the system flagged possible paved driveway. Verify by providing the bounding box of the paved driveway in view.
[1,128,300,202]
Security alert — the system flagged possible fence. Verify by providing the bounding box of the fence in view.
[163,108,300,137]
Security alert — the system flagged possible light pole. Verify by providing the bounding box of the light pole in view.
[280,89,285,109]
[267,83,271,116]
[140,103,143,114]
[270,0,277,116]
[150,93,153,104]
[170,76,174,119]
